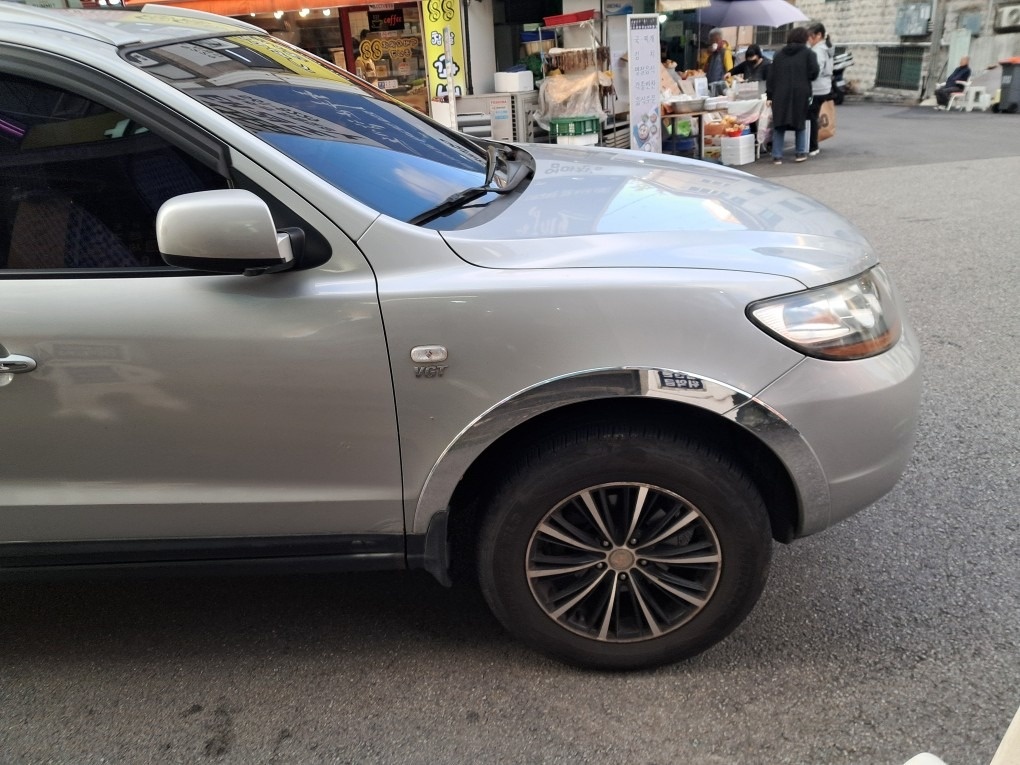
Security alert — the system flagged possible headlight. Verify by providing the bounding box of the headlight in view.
[748,267,901,360]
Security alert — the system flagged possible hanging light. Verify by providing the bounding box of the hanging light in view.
[658,14,668,23]
[322,7,331,14]
[273,9,284,17]
[298,8,310,16]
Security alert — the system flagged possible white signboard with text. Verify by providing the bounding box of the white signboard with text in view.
[627,14,661,153]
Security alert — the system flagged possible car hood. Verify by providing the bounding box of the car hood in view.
[441,144,877,288]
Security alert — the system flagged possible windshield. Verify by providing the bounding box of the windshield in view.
[124,35,489,223]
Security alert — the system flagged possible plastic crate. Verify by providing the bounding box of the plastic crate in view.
[549,115,600,137]
[543,10,595,26]
[544,12,578,26]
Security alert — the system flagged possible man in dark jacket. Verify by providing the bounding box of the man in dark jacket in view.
[766,27,819,164]
[935,56,972,108]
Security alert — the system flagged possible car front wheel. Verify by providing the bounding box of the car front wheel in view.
[476,422,773,670]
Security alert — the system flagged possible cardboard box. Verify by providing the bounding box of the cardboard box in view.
[494,71,534,92]
[702,111,728,136]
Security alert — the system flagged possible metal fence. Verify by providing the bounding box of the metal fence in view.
[754,25,793,48]
[874,46,925,89]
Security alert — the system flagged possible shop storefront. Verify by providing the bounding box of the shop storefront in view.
[256,4,430,112]
[123,0,469,116]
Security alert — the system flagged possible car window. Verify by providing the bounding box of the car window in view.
[124,35,491,224]
[0,73,229,271]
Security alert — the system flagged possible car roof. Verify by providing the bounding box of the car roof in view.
[0,3,266,47]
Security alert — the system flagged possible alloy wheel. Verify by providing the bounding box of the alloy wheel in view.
[526,483,722,643]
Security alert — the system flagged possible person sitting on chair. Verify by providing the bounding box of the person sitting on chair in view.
[935,56,971,109]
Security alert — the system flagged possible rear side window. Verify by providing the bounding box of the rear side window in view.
[0,73,228,271]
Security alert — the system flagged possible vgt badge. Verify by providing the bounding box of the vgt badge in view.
[411,346,448,378]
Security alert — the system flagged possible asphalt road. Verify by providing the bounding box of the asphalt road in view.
[2,104,1019,765]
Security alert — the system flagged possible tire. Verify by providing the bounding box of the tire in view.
[476,421,772,670]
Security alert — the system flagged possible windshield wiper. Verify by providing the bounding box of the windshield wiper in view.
[408,145,532,227]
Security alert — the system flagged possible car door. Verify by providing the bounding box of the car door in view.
[0,68,403,560]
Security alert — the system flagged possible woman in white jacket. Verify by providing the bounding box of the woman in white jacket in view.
[807,22,834,156]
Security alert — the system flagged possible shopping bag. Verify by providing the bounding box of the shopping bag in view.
[819,100,836,141]
[757,106,773,149]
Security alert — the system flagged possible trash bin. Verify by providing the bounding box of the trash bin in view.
[997,57,1020,113]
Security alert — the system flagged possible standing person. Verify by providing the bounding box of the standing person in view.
[807,23,833,156]
[935,56,972,109]
[729,44,771,82]
[766,27,818,164]
[701,28,733,95]
[354,35,377,85]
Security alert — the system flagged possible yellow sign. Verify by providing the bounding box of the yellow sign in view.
[241,35,351,83]
[421,0,467,99]
[360,36,420,61]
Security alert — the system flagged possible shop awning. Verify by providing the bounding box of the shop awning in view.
[124,0,368,16]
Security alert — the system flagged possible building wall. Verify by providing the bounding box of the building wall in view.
[793,0,1020,97]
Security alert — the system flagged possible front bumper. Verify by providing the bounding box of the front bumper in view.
[754,323,923,537]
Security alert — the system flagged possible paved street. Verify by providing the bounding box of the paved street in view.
[1,103,1018,765]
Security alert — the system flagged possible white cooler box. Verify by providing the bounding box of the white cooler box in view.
[494,71,535,92]
[721,134,755,166]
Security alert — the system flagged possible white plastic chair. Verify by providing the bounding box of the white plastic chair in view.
[947,81,991,112]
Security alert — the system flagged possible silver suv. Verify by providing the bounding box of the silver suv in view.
[0,5,921,669]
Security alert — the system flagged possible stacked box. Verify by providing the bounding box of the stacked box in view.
[721,134,756,166]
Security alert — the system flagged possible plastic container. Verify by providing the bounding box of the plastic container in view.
[555,133,599,146]
[665,136,697,156]
[668,97,706,113]
[543,12,580,26]
[549,115,600,137]
[544,10,596,26]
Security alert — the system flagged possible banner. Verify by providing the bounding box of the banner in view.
[627,14,661,152]
[422,0,466,100]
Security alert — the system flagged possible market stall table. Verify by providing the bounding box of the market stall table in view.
[661,98,768,164]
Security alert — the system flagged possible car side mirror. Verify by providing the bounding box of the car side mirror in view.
[156,189,298,275]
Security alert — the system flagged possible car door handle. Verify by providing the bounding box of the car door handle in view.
[0,354,37,373]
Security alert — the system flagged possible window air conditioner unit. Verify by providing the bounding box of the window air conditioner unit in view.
[994,3,1020,31]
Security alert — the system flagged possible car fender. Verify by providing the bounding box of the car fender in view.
[410,366,829,537]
